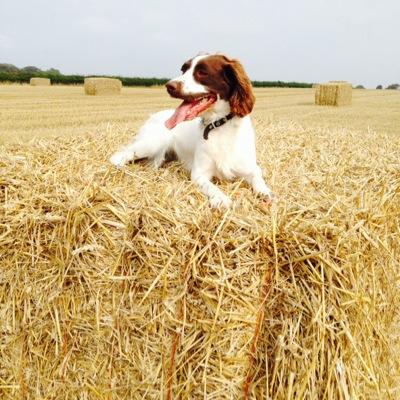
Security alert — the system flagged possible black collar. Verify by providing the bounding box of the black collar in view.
[203,113,234,140]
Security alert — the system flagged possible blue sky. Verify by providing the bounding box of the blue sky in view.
[1,0,399,88]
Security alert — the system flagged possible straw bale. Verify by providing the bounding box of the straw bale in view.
[0,121,399,399]
[84,77,122,95]
[315,81,352,106]
[30,77,51,86]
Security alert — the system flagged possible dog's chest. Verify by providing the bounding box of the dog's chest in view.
[205,129,239,180]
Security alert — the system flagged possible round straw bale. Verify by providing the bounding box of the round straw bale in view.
[84,77,122,95]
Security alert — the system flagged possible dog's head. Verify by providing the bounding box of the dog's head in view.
[165,54,255,129]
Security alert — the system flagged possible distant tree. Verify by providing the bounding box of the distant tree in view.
[386,83,400,90]
[21,66,42,73]
[376,85,383,89]
[355,85,365,89]
[0,63,19,73]
[46,68,61,74]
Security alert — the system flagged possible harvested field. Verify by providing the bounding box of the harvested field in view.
[1,85,400,399]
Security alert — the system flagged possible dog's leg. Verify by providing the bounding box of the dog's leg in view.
[110,141,138,167]
[191,158,232,208]
[245,165,274,199]
[192,172,232,209]
[110,131,172,168]
[110,111,175,168]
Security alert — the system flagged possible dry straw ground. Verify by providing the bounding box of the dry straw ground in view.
[1,85,400,399]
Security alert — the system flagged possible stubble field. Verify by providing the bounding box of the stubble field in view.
[1,85,399,144]
[1,85,399,399]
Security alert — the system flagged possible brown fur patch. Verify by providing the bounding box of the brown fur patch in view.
[181,59,192,73]
[194,55,255,117]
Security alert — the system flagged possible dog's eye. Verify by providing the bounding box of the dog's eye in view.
[196,69,208,78]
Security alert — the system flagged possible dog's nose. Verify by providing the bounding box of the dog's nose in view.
[166,80,179,94]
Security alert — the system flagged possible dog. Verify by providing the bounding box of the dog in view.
[110,53,273,208]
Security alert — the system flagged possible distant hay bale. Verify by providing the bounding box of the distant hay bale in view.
[30,77,51,86]
[315,81,352,106]
[84,77,122,95]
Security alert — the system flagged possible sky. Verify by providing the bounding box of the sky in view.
[0,0,399,88]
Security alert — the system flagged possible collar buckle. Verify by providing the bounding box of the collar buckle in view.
[203,113,233,140]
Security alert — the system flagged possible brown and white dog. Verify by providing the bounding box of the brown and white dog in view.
[110,53,273,208]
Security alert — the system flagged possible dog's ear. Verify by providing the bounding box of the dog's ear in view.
[223,58,255,117]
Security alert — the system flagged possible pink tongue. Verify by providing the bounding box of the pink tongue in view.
[165,101,193,130]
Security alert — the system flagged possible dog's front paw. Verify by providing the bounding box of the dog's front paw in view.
[254,183,274,200]
[209,194,232,209]
[259,188,276,207]
[110,152,130,168]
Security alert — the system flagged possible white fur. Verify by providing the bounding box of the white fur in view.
[110,56,273,209]
[171,55,209,96]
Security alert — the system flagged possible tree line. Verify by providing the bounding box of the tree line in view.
[0,63,398,89]
[0,63,314,88]
[0,64,170,87]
